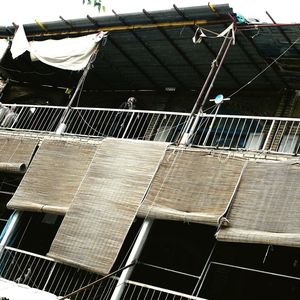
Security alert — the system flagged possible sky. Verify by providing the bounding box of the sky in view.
[0,0,299,26]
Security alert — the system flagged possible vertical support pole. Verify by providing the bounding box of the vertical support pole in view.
[203,104,221,146]
[55,42,101,135]
[179,27,234,146]
[122,112,135,138]
[110,218,153,300]
[262,119,275,151]
[11,106,24,129]
[43,262,57,291]
[0,211,22,259]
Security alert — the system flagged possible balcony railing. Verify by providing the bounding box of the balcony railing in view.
[0,246,206,300]
[1,104,300,154]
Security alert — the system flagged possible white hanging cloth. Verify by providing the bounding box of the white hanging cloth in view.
[10,25,30,59]
[11,25,107,71]
[0,39,9,61]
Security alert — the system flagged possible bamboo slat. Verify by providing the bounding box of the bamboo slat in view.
[48,138,168,275]
[7,139,97,214]
[216,161,300,247]
[138,149,245,226]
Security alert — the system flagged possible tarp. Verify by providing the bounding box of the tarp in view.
[0,39,9,62]
[11,25,107,71]
[0,278,67,300]
[48,138,168,275]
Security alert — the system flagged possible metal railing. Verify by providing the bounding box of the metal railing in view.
[2,104,300,154]
[189,114,300,154]
[0,246,113,299]
[120,280,206,300]
[0,246,206,300]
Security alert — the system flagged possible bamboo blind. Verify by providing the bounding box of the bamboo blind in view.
[216,161,300,247]
[0,135,38,173]
[7,139,97,214]
[48,138,168,275]
[138,149,245,226]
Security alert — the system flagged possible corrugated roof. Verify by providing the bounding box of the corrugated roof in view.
[1,3,300,93]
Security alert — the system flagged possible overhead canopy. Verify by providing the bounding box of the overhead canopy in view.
[0,4,299,92]
[216,161,300,248]
[7,139,97,214]
[138,149,245,226]
[0,135,38,174]
[48,138,168,275]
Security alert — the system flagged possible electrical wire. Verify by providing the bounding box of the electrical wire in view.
[228,36,300,99]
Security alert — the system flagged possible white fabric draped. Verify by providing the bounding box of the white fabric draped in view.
[11,25,107,71]
[0,39,9,61]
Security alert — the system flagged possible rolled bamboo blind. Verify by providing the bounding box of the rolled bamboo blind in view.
[216,160,300,247]
[48,138,168,275]
[138,149,245,226]
[7,139,97,214]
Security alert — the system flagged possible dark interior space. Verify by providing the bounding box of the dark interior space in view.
[131,220,216,294]
[197,242,300,300]
[11,212,63,255]
[200,262,299,300]
[0,172,23,232]
[0,80,286,117]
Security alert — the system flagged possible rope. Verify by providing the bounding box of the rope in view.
[59,262,136,300]
[228,36,300,99]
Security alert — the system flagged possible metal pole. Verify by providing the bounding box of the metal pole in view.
[180,28,234,145]
[203,104,221,146]
[179,34,229,145]
[55,42,101,135]
[0,211,22,259]
[110,218,153,300]
[121,112,135,138]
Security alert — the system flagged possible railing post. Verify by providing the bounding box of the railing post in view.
[55,42,102,134]
[11,106,24,129]
[203,105,221,146]
[122,112,135,138]
[110,218,153,300]
[42,262,57,291]
[0,211,22,259]
[262,119,276,151]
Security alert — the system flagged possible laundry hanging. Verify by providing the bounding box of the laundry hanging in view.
[10,25,107,71]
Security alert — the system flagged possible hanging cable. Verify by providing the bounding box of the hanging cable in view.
[228,36,300,99]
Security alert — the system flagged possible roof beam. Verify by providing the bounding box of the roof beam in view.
[108,36,161,89]
[0,18,232,39]
[173,5,241,88]
[86,15,160,89]
[112,10,188,90]
[142,9,208,89]
[206,4,276,88]
[266,11,300,56]
[241,31,289,88]
[234,35,276,88]
[59,16,75,30]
